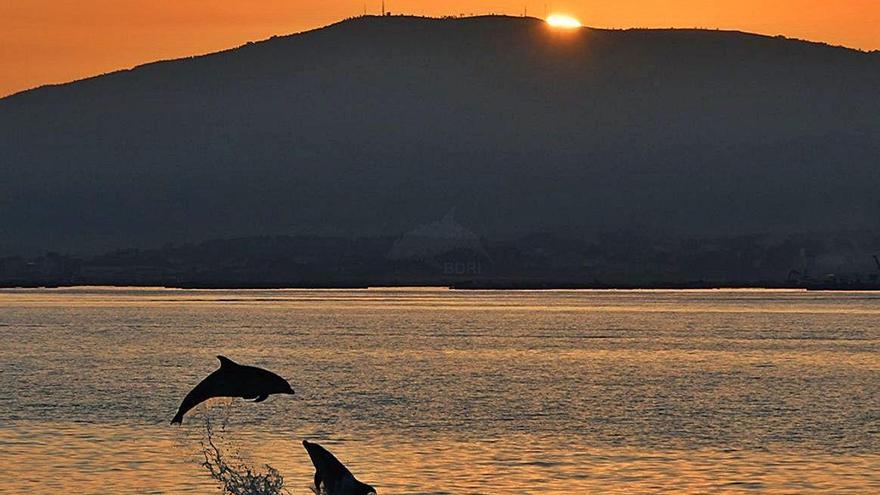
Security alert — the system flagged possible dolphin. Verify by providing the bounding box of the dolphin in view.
[302,440,376,495]
[170,355,294,424]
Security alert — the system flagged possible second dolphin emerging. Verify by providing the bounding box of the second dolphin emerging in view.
[171,355,294,424]
[303,440,376,495]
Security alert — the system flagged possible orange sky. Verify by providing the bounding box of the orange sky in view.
[1,0,878,97]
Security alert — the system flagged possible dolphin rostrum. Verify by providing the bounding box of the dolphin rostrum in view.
[302,440,376,495]
[170,355,294,424]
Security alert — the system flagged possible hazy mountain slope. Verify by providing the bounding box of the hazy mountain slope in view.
[1,15,878,254]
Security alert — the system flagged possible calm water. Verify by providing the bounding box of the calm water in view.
[0,288,878,494]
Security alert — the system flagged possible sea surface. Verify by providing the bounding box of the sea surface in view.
[0,287,878,494]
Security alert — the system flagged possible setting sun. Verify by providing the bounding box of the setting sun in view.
[546,14,583,29]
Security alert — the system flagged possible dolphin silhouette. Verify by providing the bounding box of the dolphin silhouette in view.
[302,440,376,495]
[170,355,294,424]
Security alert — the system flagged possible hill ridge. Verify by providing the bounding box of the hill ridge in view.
[0,15,878,256]
[2,15,874,101]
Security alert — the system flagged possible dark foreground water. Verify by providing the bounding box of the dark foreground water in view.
[0,288,878,494]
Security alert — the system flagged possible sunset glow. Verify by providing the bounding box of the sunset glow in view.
[1,1,879,97]
[546,14,583,29]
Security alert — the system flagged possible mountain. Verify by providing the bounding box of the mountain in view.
[1,15,878,255]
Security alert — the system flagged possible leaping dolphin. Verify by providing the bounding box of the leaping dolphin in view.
[302,440,376,495]
[171,355,294,424]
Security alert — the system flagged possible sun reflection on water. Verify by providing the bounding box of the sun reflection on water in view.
[0,288,878,493]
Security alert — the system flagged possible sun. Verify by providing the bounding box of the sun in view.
[546,14,582,29]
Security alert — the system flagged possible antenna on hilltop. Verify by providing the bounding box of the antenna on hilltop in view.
[382,0,385,15]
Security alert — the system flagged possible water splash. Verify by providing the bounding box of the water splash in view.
[199,417,290,495]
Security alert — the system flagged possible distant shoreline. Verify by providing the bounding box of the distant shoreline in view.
[2,281,878,291]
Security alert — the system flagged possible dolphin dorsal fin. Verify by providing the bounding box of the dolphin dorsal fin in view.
[217,355,238,368]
